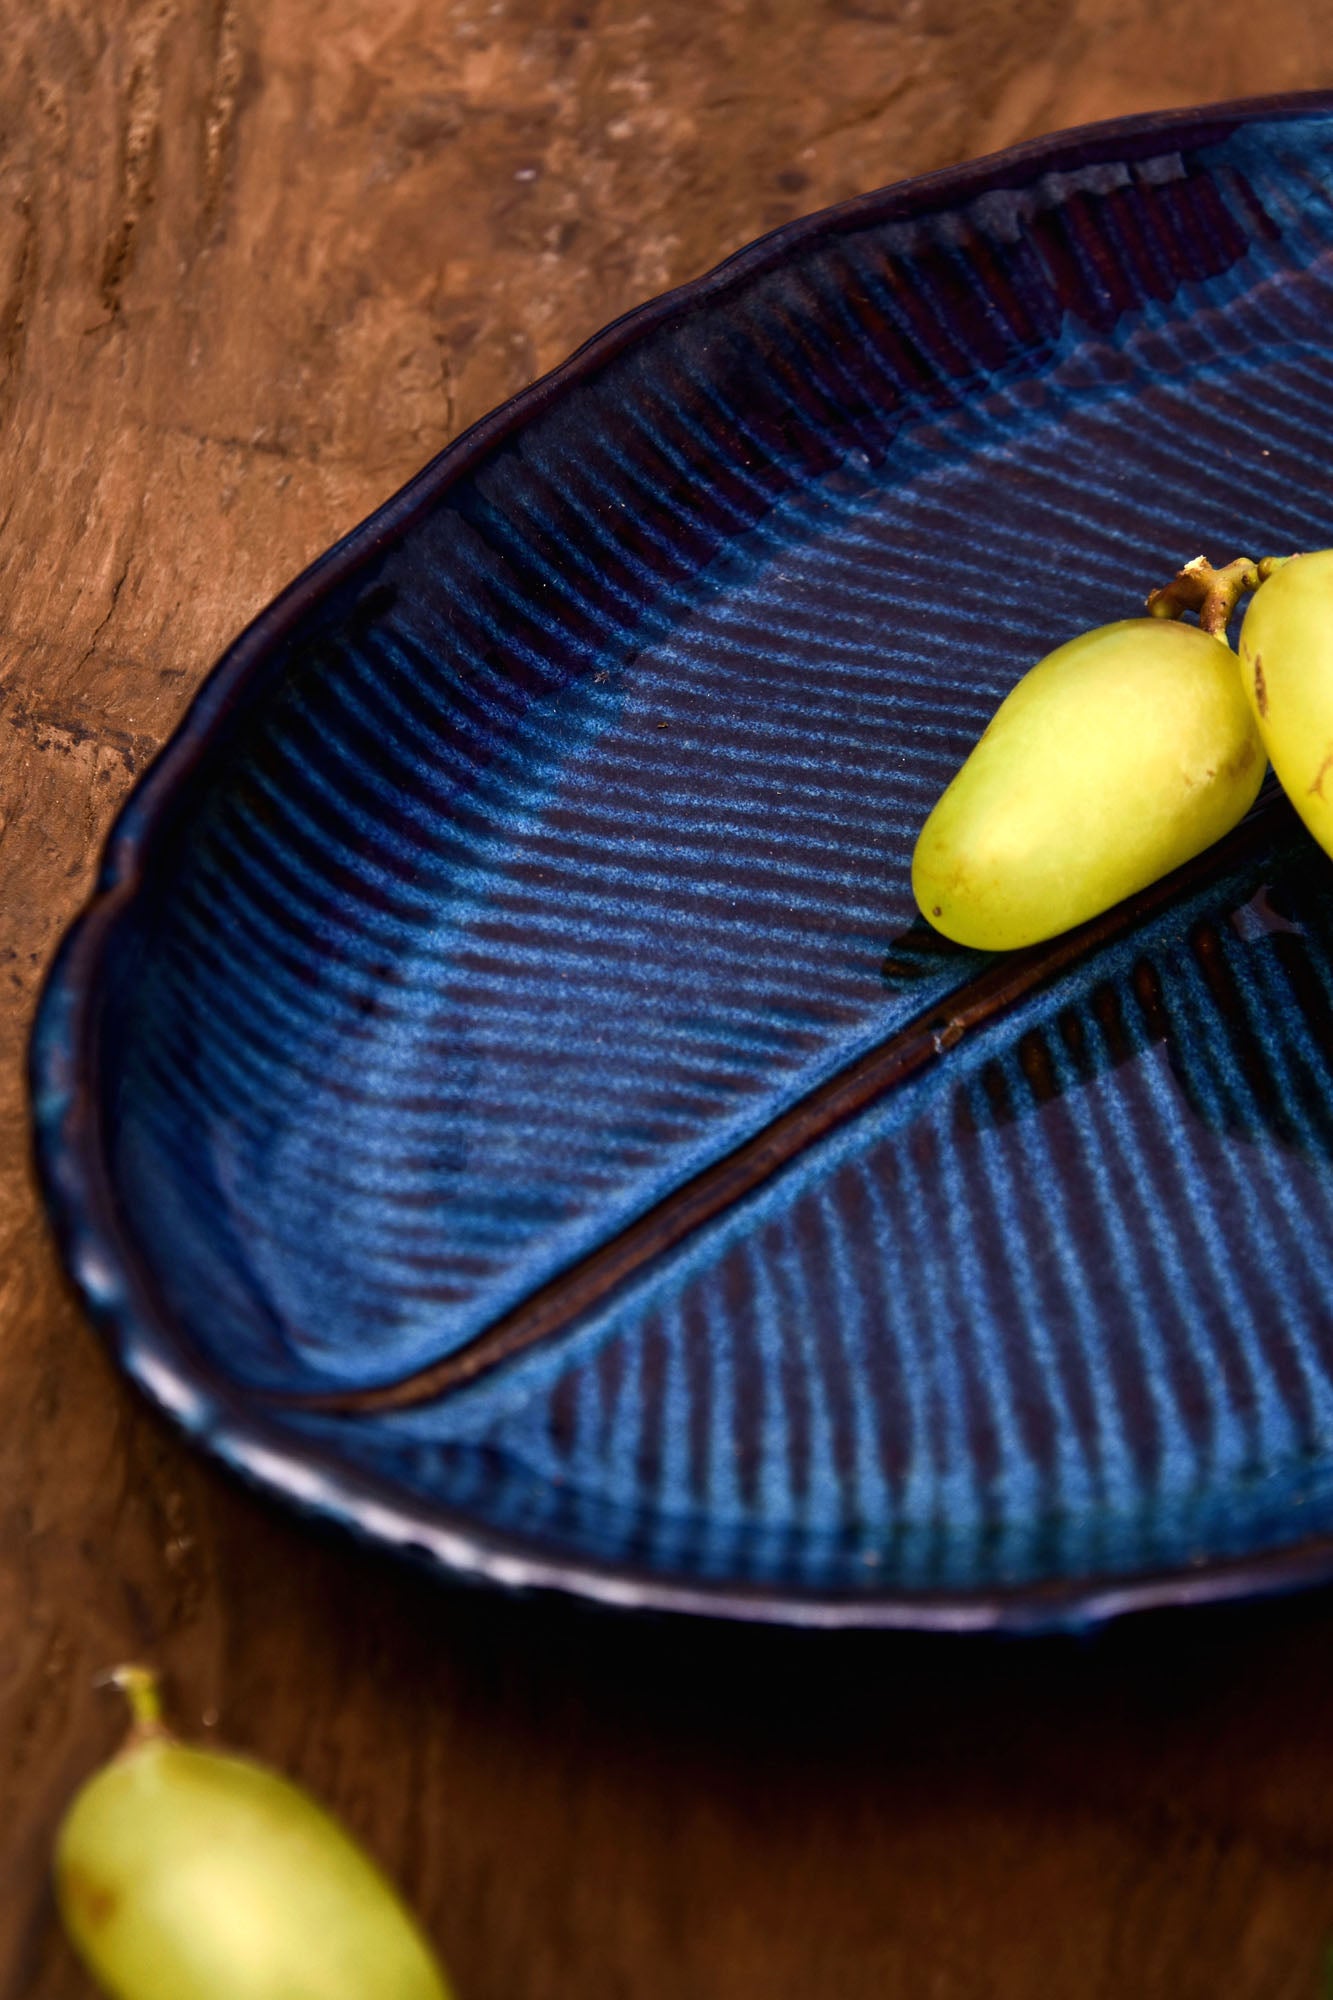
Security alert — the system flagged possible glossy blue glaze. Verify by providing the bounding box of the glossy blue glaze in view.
[32,95,1333,1627]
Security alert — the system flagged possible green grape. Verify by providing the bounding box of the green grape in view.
[55,1668,454,2000]
[1239,548,1333,859]
[912,617,1265,950]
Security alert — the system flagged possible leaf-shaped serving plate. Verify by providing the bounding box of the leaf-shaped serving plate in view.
[33,94,1333,1630]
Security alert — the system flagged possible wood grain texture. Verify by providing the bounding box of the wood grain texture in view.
[6,4,1333,1995]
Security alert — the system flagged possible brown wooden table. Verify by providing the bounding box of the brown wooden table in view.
[8,6,1333,1995]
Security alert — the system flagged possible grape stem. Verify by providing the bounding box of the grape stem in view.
[97,1664,170,1742]
[1146,553,1294,636]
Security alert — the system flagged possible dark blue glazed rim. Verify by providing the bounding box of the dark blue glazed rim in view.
[31,91,1333,1633]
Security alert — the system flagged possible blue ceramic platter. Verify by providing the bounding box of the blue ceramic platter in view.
[33,94,1333,1630]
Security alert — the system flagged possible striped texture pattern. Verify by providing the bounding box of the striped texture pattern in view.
[46,103,1333,1613]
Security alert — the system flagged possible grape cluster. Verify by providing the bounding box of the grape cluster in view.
[912,550,1330,951]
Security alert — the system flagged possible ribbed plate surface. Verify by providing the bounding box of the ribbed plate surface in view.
[32,95,1333,1628]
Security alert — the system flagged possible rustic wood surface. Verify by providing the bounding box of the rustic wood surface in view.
[6,5,1333,1995]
